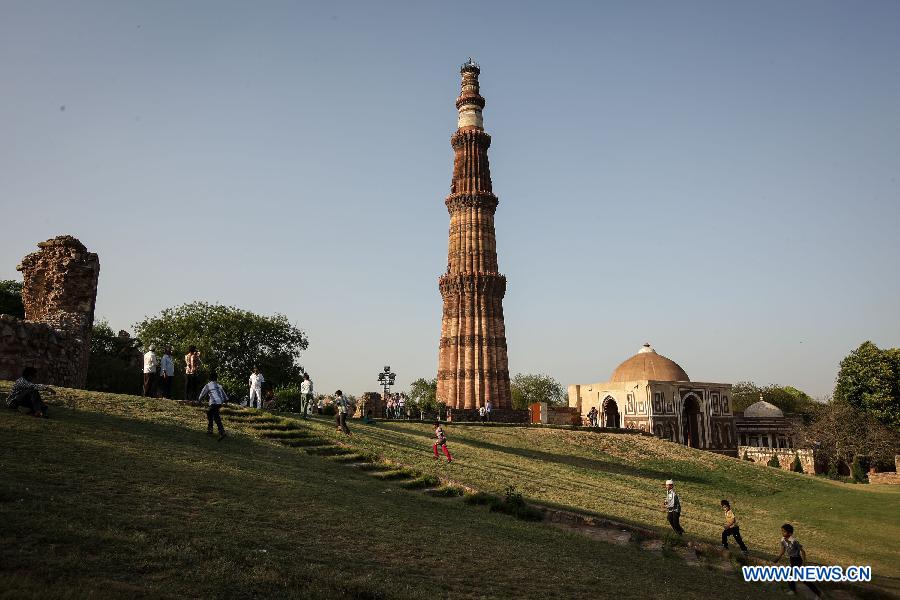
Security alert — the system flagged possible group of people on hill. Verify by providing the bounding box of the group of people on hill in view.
[384,393,406,419]
[141,344,202,400]
[663,479,822,597]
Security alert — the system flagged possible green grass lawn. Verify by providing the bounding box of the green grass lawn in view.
[292,414,900,595]
[1,385,787,600]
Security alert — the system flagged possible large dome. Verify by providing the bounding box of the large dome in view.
[610,344,690,382]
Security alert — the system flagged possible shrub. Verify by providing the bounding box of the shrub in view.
[489,486,544,522]
[791,454,804,473]
[851,456,869,484]
[767,454,781,468]
[742,451,752,461]
[827,460,840,480]
[274,385,304,413]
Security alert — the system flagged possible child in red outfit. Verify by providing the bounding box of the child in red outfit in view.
[433,422,453,463]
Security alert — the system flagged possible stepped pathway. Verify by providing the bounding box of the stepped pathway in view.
[219,407,849,600]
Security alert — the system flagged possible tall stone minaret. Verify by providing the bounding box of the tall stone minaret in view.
[436,60,511,411]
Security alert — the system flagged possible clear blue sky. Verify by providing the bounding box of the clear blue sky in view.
[2,1,898,399]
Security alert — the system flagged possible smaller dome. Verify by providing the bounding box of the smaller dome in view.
[743,400,784,418]
[610,344,690,383]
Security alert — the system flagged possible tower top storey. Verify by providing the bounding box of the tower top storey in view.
[456,58,485,130]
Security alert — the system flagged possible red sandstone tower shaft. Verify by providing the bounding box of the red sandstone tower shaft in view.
[437,60,511,410]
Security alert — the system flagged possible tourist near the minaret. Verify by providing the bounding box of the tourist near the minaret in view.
[159,346,175,399]
[142,344,158,397]
[433,421,453,463]
[184,345,202,401]
[198,370,228,441]
[664,479,684,535]
[300,373,313,418]
[334,390,351,435]
[248,366,265,409]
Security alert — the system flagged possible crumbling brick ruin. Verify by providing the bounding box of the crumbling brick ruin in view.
[0,236,100,387]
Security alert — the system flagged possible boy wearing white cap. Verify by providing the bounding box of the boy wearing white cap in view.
[664,479,684,535]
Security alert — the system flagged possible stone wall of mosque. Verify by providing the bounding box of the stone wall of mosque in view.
[0,236,99,388]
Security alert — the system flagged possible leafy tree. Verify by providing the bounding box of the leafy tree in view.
[834,341,900,429]
[134,302,308,399]
[796,400,899,476]
[85,321,143,394]
[0,280,24,318]
[509,373,565,410]
[408,378,437,419]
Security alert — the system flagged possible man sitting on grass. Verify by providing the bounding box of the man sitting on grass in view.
[5,367,55,418]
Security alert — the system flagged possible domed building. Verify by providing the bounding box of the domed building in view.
[568,344,737,453]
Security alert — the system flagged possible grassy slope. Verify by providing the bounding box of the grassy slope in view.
[296,417,900,592]
[0,386,780,600]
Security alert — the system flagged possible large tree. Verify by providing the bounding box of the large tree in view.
[0,280,24,318]
[408,377,438,418]
[510,373,566,410]
[796,400,899,473]
[834,341,900,429]
[133,302,308,397]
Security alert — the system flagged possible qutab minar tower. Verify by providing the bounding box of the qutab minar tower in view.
[437,59,512,411]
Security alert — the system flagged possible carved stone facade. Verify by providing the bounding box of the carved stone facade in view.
[0,236,99,387]
[569,344,738,453]
[436,61,511,410]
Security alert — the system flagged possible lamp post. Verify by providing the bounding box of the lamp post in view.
[377,366,396,411]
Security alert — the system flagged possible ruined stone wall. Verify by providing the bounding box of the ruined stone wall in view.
[0,236,99,388]
[739,446,816,474]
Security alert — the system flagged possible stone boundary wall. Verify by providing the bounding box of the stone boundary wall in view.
[739,446,816,474]
[868,471,900,485]
[547,406,580,426]
[0,316,81,386]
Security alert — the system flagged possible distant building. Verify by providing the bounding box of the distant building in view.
[568,344,737,453]
[734,396,799,449]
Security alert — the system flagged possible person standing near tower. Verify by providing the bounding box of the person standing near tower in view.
[159,346,175,399]
[664,479,684,535]
[334,390,351,435]
[143,344,158,397]
[184,345,202,401]
[249,367,265,409]
[300,373,313,418]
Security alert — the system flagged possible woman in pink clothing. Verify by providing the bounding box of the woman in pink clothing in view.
[433,422,453,463]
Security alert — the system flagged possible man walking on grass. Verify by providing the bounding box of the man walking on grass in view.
[198,370,227,441]
[664,479,684,535]
[334,390,351,435]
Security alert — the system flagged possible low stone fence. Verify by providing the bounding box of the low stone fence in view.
[868,471,900,485]
[738,446,816,474]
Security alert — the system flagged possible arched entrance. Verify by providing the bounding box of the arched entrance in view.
[602,397,620,428]
[681,395,702,448]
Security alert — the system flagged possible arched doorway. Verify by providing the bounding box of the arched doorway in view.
[681,395,702,448]
[602,397,620,428]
